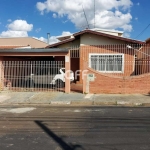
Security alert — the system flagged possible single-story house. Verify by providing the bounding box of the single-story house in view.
[47,28,150,94]
[0,29,149,94]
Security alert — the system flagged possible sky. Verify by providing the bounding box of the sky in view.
[0,0,150,44]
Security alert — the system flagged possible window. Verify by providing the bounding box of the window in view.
[89,54,124,73]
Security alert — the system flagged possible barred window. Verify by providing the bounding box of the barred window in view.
[89,54,124,72]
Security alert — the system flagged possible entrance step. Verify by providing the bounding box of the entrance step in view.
[71,83,83,93]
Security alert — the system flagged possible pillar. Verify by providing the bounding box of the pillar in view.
[65,53,70,93]
[0,57,4,90]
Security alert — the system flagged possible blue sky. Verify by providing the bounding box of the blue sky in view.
[0,0,149,43]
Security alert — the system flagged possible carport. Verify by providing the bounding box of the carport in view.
[0,48,71,93]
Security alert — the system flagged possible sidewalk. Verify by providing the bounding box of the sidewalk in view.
[0,92,150,106]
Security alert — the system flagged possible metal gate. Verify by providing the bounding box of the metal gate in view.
[0,61,65,92]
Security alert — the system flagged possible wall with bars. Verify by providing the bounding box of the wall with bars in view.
[136,44,150,75]
[80,44,150,94]
[79,45,136,84]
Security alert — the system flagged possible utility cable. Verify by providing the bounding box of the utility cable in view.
[135,23,150,39]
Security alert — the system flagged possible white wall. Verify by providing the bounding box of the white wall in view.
[80,33,126,46]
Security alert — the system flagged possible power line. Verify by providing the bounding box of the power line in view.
[135,23,150,39]
[94,0,95,28]
[82,5,90,29]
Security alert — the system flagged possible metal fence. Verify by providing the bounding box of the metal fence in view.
[81,44,150,94]
[81,44,150,77]
[0,61,65,92]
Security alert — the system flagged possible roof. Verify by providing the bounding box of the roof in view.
[57,35,73,41]
[0,45,27,49]
[0,48,69,53]
[47,37,75,48]
[90,28,123,34]
[146,38,150,43]
[0,37,48,48]
[47,29,145,48]
[0,37,47,44]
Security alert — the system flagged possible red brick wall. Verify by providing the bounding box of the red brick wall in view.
[79,45,135,83]
[86,68,150,94]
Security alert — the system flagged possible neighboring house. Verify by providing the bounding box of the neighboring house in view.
[0,37,48,49]
[137,38,150,60]
[0,37,49,61]
[47,28,150,94]
[0,45,28,49]
[135,38,150,75]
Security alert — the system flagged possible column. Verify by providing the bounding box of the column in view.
[0,57,4,90]
[65,53,70,93]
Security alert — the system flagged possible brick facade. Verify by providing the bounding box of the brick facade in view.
[85,68,150,94]
[80,45,150,94]
[79,45,135,83]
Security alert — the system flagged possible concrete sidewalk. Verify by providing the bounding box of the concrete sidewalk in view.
[0,92,150,106]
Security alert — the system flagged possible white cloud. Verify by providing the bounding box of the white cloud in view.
[62,31,72,36]
[36,0,133,32]
[34,36,59,44]
[34,37,47,43]
[0,20,33,38]
[8,20,33,31]
[62,20,68,24]
[135,17,138,20]
[53,13,57,18]
[137,2,140,6]
[35,31,72,44]
[35,28,41,33]
[123,32,130,38]
[0,31,28,37]
[7,19,12,22]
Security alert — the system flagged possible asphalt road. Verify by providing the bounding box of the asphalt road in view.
[0,106,150,150]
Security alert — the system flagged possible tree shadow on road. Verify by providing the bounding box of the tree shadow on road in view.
[35,120,84,150]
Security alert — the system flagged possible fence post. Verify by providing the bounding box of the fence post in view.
[0,57,4,91]
[65,53,70,93]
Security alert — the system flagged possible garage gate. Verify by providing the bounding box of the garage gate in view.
[0,61,65,92]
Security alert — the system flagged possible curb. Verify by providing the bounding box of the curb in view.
[71,100,94,106]
[51,101,71,105]
[142,103,150,107]
[0,101,150,107]
[94,101,117,106]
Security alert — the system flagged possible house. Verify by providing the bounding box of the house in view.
[0,37,73,93]
[135,38,150,75]
[0,37,49,61]
[0,37,48,49]
[47,28,150,94]
[0,29,149,94]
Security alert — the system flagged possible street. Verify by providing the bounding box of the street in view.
[0,106,150,150]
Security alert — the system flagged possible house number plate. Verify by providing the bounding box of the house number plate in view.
[87,74,95,81]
